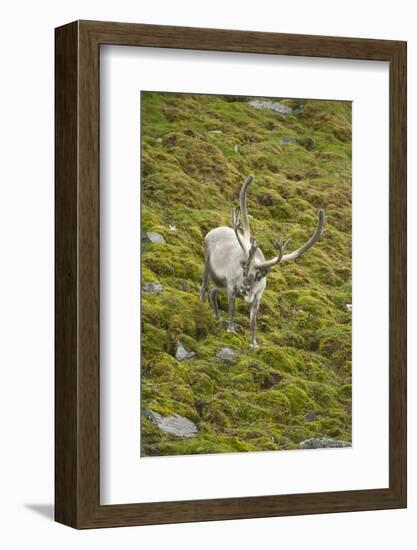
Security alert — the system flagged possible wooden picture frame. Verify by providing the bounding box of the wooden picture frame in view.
[55,20,407,529]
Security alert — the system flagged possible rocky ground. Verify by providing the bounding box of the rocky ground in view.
[140,92,352,456]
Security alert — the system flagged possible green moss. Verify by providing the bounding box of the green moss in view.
[338,384,352,401]
[141,323,169,356]
[280,382,315,415]
[317,324,352,366]
[140,92,352,456]
[253,390,291,420]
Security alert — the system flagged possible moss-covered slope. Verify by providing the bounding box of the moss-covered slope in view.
[141,92,352,456]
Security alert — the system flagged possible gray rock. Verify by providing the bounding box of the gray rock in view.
[144,409,198,438]
[143,282,163,293]
[216,347,238,365]
[248,99,293,114]
[304,412,316,422]
[142,232,166,246]
[299,438,351,449]
[175,341,196,361]
[280,136,297,145]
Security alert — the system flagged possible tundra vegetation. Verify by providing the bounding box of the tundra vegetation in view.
[141,91,352,456]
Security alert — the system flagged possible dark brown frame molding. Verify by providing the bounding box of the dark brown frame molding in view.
[55,20,407,529]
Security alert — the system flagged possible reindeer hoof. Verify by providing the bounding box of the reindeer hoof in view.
[250,342,259,349]
[227,322,239,333]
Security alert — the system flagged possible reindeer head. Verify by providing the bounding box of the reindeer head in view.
[238,237,265,302]
[231,199,325,303]
[231,208,273,302]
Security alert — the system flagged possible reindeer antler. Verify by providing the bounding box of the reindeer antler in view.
[231,208,260,274]
[255,235,290,272]
[232,207,248,260]
[256,210,325,271]
[243,237,258,276]
[272,235,291,265]
[247,237,258,264]
[239,174,254,238]
[280,209,325,262]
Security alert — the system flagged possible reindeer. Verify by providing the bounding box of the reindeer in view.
[199,175,325,347]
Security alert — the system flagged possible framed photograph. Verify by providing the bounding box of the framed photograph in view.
[55,20,406,528]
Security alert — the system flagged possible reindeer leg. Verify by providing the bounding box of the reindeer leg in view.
[250,299,260,348]
[227,292,237,332]
[209,288,221,320]
[199,258,210,301]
